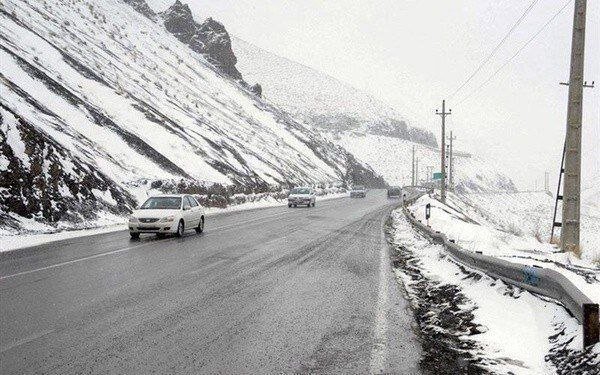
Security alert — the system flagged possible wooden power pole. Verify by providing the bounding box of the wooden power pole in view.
[561,0,587,254]
[435,100,451,203]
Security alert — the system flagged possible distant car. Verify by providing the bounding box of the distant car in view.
[387,186,402,198]
[288,187,316,208]
[128,194,205,239]
[350,185,367,198]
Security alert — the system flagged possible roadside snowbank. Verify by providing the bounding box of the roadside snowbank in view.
[389,209,599,374]
[407,192,600,306]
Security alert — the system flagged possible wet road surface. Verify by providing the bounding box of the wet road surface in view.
[1,191,421,374]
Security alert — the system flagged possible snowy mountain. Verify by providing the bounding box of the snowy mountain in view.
[232,37,437,147]
[333,132,516,193]
[230,35,517,192]
[0,0,385,232]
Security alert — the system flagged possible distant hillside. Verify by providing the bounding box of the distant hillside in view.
[232,37,437,148]
[0,0,384,232]
[332,132,516,193]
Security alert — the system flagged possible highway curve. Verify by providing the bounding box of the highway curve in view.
[0,191,422,374]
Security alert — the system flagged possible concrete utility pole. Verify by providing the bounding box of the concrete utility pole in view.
[448,132,456,191]
[411,145,416,186]
[435,100,451,203]
[416,158,419,186]
[544,171,550,193]
[561,0,587,254]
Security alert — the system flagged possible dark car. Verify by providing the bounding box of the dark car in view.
[387,186,402,198]
[350,185,367,198]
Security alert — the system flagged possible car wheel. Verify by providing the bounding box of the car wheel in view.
[176,220,185,237]
[195,217,204,234]
[130,232,140,239]
[293,204,297,208]
[312,202,315,207]
[288,203,292,208]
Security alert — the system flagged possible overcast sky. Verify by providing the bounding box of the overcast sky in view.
[150,0,598,190]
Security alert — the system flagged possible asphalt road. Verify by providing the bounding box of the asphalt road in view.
[0,191,422,374]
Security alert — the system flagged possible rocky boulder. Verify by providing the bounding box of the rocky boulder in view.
[162,1,242,80]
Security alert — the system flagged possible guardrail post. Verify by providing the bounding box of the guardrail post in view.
[583,303,599,348]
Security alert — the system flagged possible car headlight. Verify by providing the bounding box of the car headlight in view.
[160,215,175,222]
[128,216,138,223]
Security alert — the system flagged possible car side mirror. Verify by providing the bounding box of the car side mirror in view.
[183,206,191,211]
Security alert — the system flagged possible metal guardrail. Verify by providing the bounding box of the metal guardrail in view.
[401,190,599,348]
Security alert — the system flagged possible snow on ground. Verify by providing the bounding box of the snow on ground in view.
[332,132,515,193]
[408,191,600,306]
[0,191,347,253]
[389,209,599,374]
[232,37,400,122]
[462,191,600,264]
[2,0,380,234]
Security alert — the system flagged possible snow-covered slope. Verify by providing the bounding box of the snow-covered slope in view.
[457,191,600,264]
[0,0,384,231]
[232,37,437,147]
[332,132,516,193]
[230,37,514,192]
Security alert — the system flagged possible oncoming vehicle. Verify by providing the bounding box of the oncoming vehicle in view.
[128,194,205,239]
[288,187,316,208]
[387,186,402,198]
[350,185,367,198]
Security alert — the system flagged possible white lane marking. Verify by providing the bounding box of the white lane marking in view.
[0,206,321,281]
[370,216,389,374]
[0,328,55,354]
[0,241,158,281]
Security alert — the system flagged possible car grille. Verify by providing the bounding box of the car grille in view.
[139,218,159,223]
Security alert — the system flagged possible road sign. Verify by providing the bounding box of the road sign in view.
[433,172,443,180]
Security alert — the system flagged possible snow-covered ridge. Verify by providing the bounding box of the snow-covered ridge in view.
[232,37,437,147]
[0,0,384,232]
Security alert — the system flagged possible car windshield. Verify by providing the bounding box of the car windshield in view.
[140,197,182,209]
[290,188,310,194]
[353,186,365,190]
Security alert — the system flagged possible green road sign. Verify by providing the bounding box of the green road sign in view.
[433,172,443,180]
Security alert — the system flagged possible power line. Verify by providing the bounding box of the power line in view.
[454,0,573,107]
[448,0,539,100]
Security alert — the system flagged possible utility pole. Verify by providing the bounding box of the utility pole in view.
[448,132,456,191]
[416,158,419,186]
[544,171,550,193]
[435,100,451,203]
[561,0,587,255]
[411,145,415,186]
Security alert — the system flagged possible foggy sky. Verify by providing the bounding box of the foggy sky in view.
[149,0,599,191]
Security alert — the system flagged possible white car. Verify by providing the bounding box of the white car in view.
[287,187,316,208]
[128,194,205,239]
